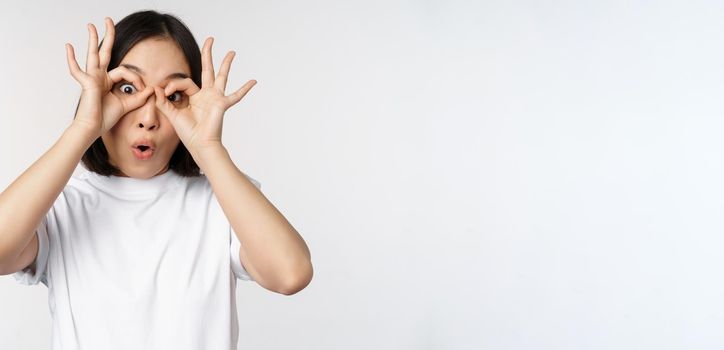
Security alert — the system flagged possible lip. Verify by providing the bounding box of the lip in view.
[131,138,157,161]
[131,138,157,150]
[132,147,155,160]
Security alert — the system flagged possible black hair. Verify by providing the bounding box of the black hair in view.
[77,10,202,177]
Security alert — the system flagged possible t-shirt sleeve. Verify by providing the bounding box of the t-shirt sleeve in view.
[230,173,261,281]
[13,215,50,287]
[230,227,254,281]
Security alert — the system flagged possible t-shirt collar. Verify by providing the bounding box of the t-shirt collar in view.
[85,168,185,198]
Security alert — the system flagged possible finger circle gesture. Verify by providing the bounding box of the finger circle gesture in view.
[66,17,153,136]
[154,37,256,152]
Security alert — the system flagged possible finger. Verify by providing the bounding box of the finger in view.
[215,51,235,92]
[201,37,215,88]
[65,43,84,82]
[225,79,257,107]
[108,66,146,90]
[153,86,176,120]
[98,17,115,70]
[164,78,201,97]
[86,23,100,71]
[122,86,155,112]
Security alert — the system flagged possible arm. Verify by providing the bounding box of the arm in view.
[152,37,312,295]
[0,17,153,273]
[193,144,313,295]
[0,124,97,271]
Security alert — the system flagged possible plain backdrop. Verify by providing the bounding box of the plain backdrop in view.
[1,0,723,349]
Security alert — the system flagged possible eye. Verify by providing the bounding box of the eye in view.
[167,91,184,103]
[118,82,138,94]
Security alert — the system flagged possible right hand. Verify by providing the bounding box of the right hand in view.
[65,17,154,138]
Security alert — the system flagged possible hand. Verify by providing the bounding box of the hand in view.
[152,37,257,153]
[66,17,154,137]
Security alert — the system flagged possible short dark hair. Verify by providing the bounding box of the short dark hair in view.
[77,10,202,177]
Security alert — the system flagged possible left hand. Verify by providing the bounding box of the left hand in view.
[154,37,256,153]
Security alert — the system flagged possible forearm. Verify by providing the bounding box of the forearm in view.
[191,144,312,291]
[0,123,98,265]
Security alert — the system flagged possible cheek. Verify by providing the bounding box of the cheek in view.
[106,120,124,136]
[104,120,131,148]
[165,133,181,149]
[114,110,139,128]
[161,134,181,154]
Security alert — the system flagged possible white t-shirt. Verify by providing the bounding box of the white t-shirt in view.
[13,168,261,350]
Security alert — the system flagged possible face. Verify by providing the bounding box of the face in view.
[102,37,191,178]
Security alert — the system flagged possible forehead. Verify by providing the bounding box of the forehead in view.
[119,38,191,82]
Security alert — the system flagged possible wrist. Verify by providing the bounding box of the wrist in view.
[190,142,228,170]
[67,122,101,144]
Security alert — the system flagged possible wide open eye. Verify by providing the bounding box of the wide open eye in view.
[167,91,184,103]
[118,82,138,95]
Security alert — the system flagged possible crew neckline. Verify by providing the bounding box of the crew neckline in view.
[84,169,185,198]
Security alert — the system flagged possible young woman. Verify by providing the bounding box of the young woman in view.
[0,10,312,349]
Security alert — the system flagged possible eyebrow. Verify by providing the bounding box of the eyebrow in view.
[120,64,189,80]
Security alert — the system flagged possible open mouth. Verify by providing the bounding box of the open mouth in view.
[132,145,155,160]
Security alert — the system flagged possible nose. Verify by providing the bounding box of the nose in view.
[136,93,159,131]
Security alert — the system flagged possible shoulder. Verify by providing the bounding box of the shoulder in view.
[55,169,100,203]
[185,173,213,193]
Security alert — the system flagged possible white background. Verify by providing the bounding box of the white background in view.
[1,0,723,349]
